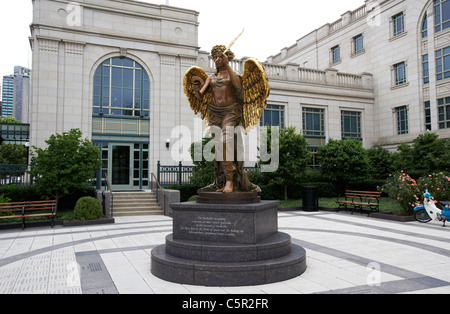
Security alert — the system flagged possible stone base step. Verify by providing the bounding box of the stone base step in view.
[151,240,306,286]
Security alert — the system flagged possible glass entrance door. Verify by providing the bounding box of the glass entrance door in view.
[110,144,133,190]
[94,141,149,190]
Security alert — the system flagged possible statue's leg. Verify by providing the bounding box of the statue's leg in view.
[217,122,237,193]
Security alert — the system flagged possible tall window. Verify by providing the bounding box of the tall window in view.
[353,34,364,54]
[260,104,285,129]
[438,97,450,129]
[396,106,409,135]
[393,12,405,36]
[423,54,430,84]
[434,0,450,33]
[302,108,325,137]
[424,101,432,131]
[341,111,361,140]
[422,15,428,38]
[303,107,326,149]
[436,46,450,81]
[394,62,407,85]
[331,46,340,64]
[93,57,150,117]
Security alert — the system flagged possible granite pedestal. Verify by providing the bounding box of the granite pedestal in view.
[151,192,307,286]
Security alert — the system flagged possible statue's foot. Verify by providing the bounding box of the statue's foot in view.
[217,181,233,193]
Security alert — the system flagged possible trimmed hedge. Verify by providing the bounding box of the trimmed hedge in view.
[0,185,96,209]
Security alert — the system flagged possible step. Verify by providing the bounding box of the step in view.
[165,232,292,262]
[151,241,307,286]
[113,204,161,210]
[114,210,163,217]
[110,191,163,216]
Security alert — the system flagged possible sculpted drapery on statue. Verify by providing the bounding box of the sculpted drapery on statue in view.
[183,45,270,193]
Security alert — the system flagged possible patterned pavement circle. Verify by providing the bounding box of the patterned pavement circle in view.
[0,211,449,294]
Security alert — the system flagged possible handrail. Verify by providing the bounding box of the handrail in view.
[104,172,114,218]
[152,172,166,215]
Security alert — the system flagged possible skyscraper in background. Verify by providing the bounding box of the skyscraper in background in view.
[1,66,31,122]
[1,76,14,118]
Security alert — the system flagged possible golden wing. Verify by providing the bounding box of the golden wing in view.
[241,58,270,130]
[183,66,213,121]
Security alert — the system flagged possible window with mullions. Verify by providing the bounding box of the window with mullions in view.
[394,62,407,85]
[396,106,409,135]
[393,12,405,37]
[434,0,450,33]
[341,111,361,140]
[423,54,430,84]
[424,101,432,131]
[331,46,340,64]
[260,104,285,129]
[93,57,150,117]
[438,96,450,129]
[436,46,450,81]
[422,15,428,38]
[302,108,325,137]
[353,34,364,54]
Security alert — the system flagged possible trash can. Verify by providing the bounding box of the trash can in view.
[302,186,318,212]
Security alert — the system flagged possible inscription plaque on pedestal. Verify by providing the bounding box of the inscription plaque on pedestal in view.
[172,201,277,244]
[151,197,307,286]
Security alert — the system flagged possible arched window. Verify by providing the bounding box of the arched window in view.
[422,15,428,38]
[434,0,450,33]
[93,57,150,117]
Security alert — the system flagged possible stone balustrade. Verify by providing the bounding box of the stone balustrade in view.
[198,51,373,90]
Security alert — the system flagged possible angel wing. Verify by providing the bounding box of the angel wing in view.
[241,58,270,130]
[183,66,213,121]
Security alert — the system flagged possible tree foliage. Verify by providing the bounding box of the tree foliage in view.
[0,144,27,164]
[259,126,312,200]
[0,116,20,124]
[392,132,450,178]
[366,145,394,180]
[316,138,369,189]
[189,136,216,186]
[30,129,101,207]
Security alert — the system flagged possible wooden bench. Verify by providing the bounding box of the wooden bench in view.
[0,200,57,229]
[336,190,381,216]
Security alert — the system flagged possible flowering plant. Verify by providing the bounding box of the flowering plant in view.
[382,171,421,215]
[382,171,450,215]
[417,172,450,203]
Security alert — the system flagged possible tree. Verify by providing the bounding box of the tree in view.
[392,132,450,178]
[0,117,28,165]
[0,144,27,164]
[0,116,20,124]
[366,145,394,180]
[259,126,311,200]
[30,129,101,208]
[316,138,369,190]
[189,136,216,187]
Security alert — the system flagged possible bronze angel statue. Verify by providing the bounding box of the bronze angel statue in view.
[183,45,270,193]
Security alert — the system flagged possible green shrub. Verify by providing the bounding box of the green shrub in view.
[164,184,203,202]
[73,197,102,221]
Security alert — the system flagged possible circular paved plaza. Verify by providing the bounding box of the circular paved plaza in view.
[0,210,449,294]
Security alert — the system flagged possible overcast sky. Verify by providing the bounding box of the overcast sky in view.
[0,0,364,79]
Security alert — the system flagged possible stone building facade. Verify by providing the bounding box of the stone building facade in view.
[268,0,450,150]
[29,0,444,190]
